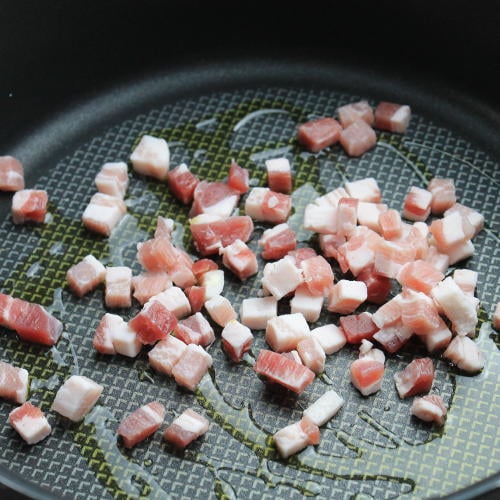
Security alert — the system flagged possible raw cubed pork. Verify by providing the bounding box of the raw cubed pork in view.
[168,163,199,204]
[296,337,325,374]
[303,390,344,426]
[337,101,374,127]
[117,401,166,448]
[336,197,358,237]
[356,202,388,233]
[192,259,218,280]
[82,192,127,236]
[148,335,187,376]
[204,295,237,327]
[374,102,411,133]
[300,255,334,297]
[290,285,324,323]
[273,416,320,458]
[95,162,129,198]
[261,258,303,300]
[453,269,478,296]
[297,117,342,152]
[105,266,132,308]
[219,239,258,280]
[340,312,379,344]
[93,313,142,357]
[259,223,297,260]
[350,357,384,396]
[429,212,474,252]
[172,344,213,391]
[190,181,239,218]
[240,296,278,330]
[228,160,249,194]
[310,324,346,354]
[9,402,51,445]
[164,409,209,448]
[129,300,178,344]
[153,286,191,319]
[0,360,29,404]
[199,269,224,300]
[411,395,447,425]
[245,187,292,224]
[394,358,434,398]
[379,209,402,240]
[266,313,310,352]
[303,203,337,234]
[356,265,392,305]
[174,312,214,346]
[67,255,106,297]
[427,178,456,215]
[12,189,48,224]
[402,187,432,221]
[0,155,24,191]
[443,336,484,373]
[132,271,172,305]
[339,120,377,157]
[221,320,254,362]
[266,157,292,193]
[185,286,205,313]
[130,135,170,180]
[327,280,367,314]
[396,261,444,295]
[345,177,381,202]
[444,203,484,237]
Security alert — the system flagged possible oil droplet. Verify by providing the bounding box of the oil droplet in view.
[125,191,160,216]
[49,241,65,255]
[143,459,153,468]
[26,261,43,278]
[47,287,65,316]
[31,373,61,391]
[50,346,69,367]
[233,109,290,132]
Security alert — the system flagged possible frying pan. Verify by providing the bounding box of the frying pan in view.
[1,2,499,499]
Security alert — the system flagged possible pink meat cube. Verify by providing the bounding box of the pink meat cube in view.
[266,157,292,193]
[319,234,346,259]
[261,257,303,300]
[227,160,250,194]
[429,212,474,253]
[204,295,237,327]
[310,324,346,354]
[172,344,213,390]
[373,322,413,353]
[290,284,324,323]
[444,203,484,237]
[394,358,434,398]
[153,286,191,319]
[453,269,478,296]
[219,239,258,281]
[337,101,374,127]
[379,209,402,240]
[9,402,52,445]
[190,181,239,218]
[240,296,278,330]
[95,162,129,198]
[130,135,170,180]
[245,187,292,224]
[82,192,127,236]
[168,163,199,204]
[259,223,297,260]
[327,280,367,314]
[105,266,132,308]
[402,187,432,222]
[174,312,215,346]
[93,313,142,357]
[315,187,349,207]
[443,336,484,373]
[427,178,456,215]
[420,317,452,352]
[356,265,392,305]
[397,261,444,296]
[303,390,344,427]
[356,202,388,233]
[221,320,254,362]
[374,102,411,133]
[297,337,325,374]
[129,300,178,344]
[154,216,175,238]
[67,255,106,297]
[339,120,377,157]
[199,269,224,300]
[164,409,209,448]
[303,203,337,234]
[336,197,358,238]
[12,189,48,224]
[185,286,205,313]
[411,395,447,425]
[148,335,187,376]
[340,312,379,344]
[372,294,404,328]
[350,357,384,396]
[425,246,450,274]
[300,255,334,297]
[345,177,381,203]
[297,117,342,152]
[0,155,25,191]
[118,401,166,449]
[273,416,320,458]
[400,289,441,336]
[192,259,218,281]
[137,236,178,272]
[265,313,310,352]
[132,271,172,305]
[0,360,29,404]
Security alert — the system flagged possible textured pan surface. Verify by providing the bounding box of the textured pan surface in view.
[0,67,499,499]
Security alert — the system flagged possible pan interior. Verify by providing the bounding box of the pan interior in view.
[0,80,499,500]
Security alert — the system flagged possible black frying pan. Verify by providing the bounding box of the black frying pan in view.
[1,3,499,499]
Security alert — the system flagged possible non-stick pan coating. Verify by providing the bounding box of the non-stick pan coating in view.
[0,62,499,499]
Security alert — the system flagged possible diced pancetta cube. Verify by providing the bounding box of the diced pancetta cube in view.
[424,246,450,274]
[273,416,320,458]
[240,296,278,330]
[164,409,209,448]
[8,402,52,445]
[259,223,297,260]
[253,350,315,394]
[372,294,404,328]
[337,101,374,127]
[444,203,484,237]
[303,390,344,427]
[137,236,177,272]
[345,177,381,203]
[493,303,500,331]
[339,312,379,344]
[303,203,337,234]
[379,209,402,240]
[266,313,310,352]
[420,317,452,352]
[411,395,447,425]
[296,337,325,374]
[228,160,249,194]
[0,294,63,346]
[245,187,292,224]
[168,260,197,289]
[52,375,103,422]
[82,192,127,236]
[148,335,187,376]
[397,261,444,296]
[429,212,474,253]
[290,285,324,323]
[327,280,367,314]
[374,102,411,133]
[0,360,29,404]
[443,336,484,373]
[94,313,123,355]
[152,286,191,319]
[431,277,478,336]
[190,181,239,218]
[0,155,25,191]
[453,269,478,296]
[427,178,456,215]
[132,271,172,305]
[204,295,237,327]
[310,324,346,354]
[300,255,334,297]
[95,162,129,198]
[261,257,303,300]
[221,320,254,362]
[394,358,434,398]
[350,357,384,396]
[297,117,342,152]
[339,120,377,157]
[356,202,388,233]
[190,214,254,256]
[400,289,441,335]
[12,189,48,224]
[129,300,178,345]
[287,247,318,266]
[117,401,166,449]
[446,240,475,266]
[192,259,218,281]
[266,157,292,193]
[174,312,214,346]
[373,322,413,353]
[356,265,392,305]
[315,187,349,208]
[67,255,106,297]
[130,135,170,180]
[319,234,346,259]
[185,286,205,313]
[172,344,213,391]
[104,266,132,308]
[402,187,432,222]
[168,163,199,204]
[373,239,416,279]
[336,197,358,237]
[219,239,258,281]
[199,269,224,300]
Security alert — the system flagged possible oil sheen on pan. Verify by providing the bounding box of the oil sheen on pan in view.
[0,86,499,500]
